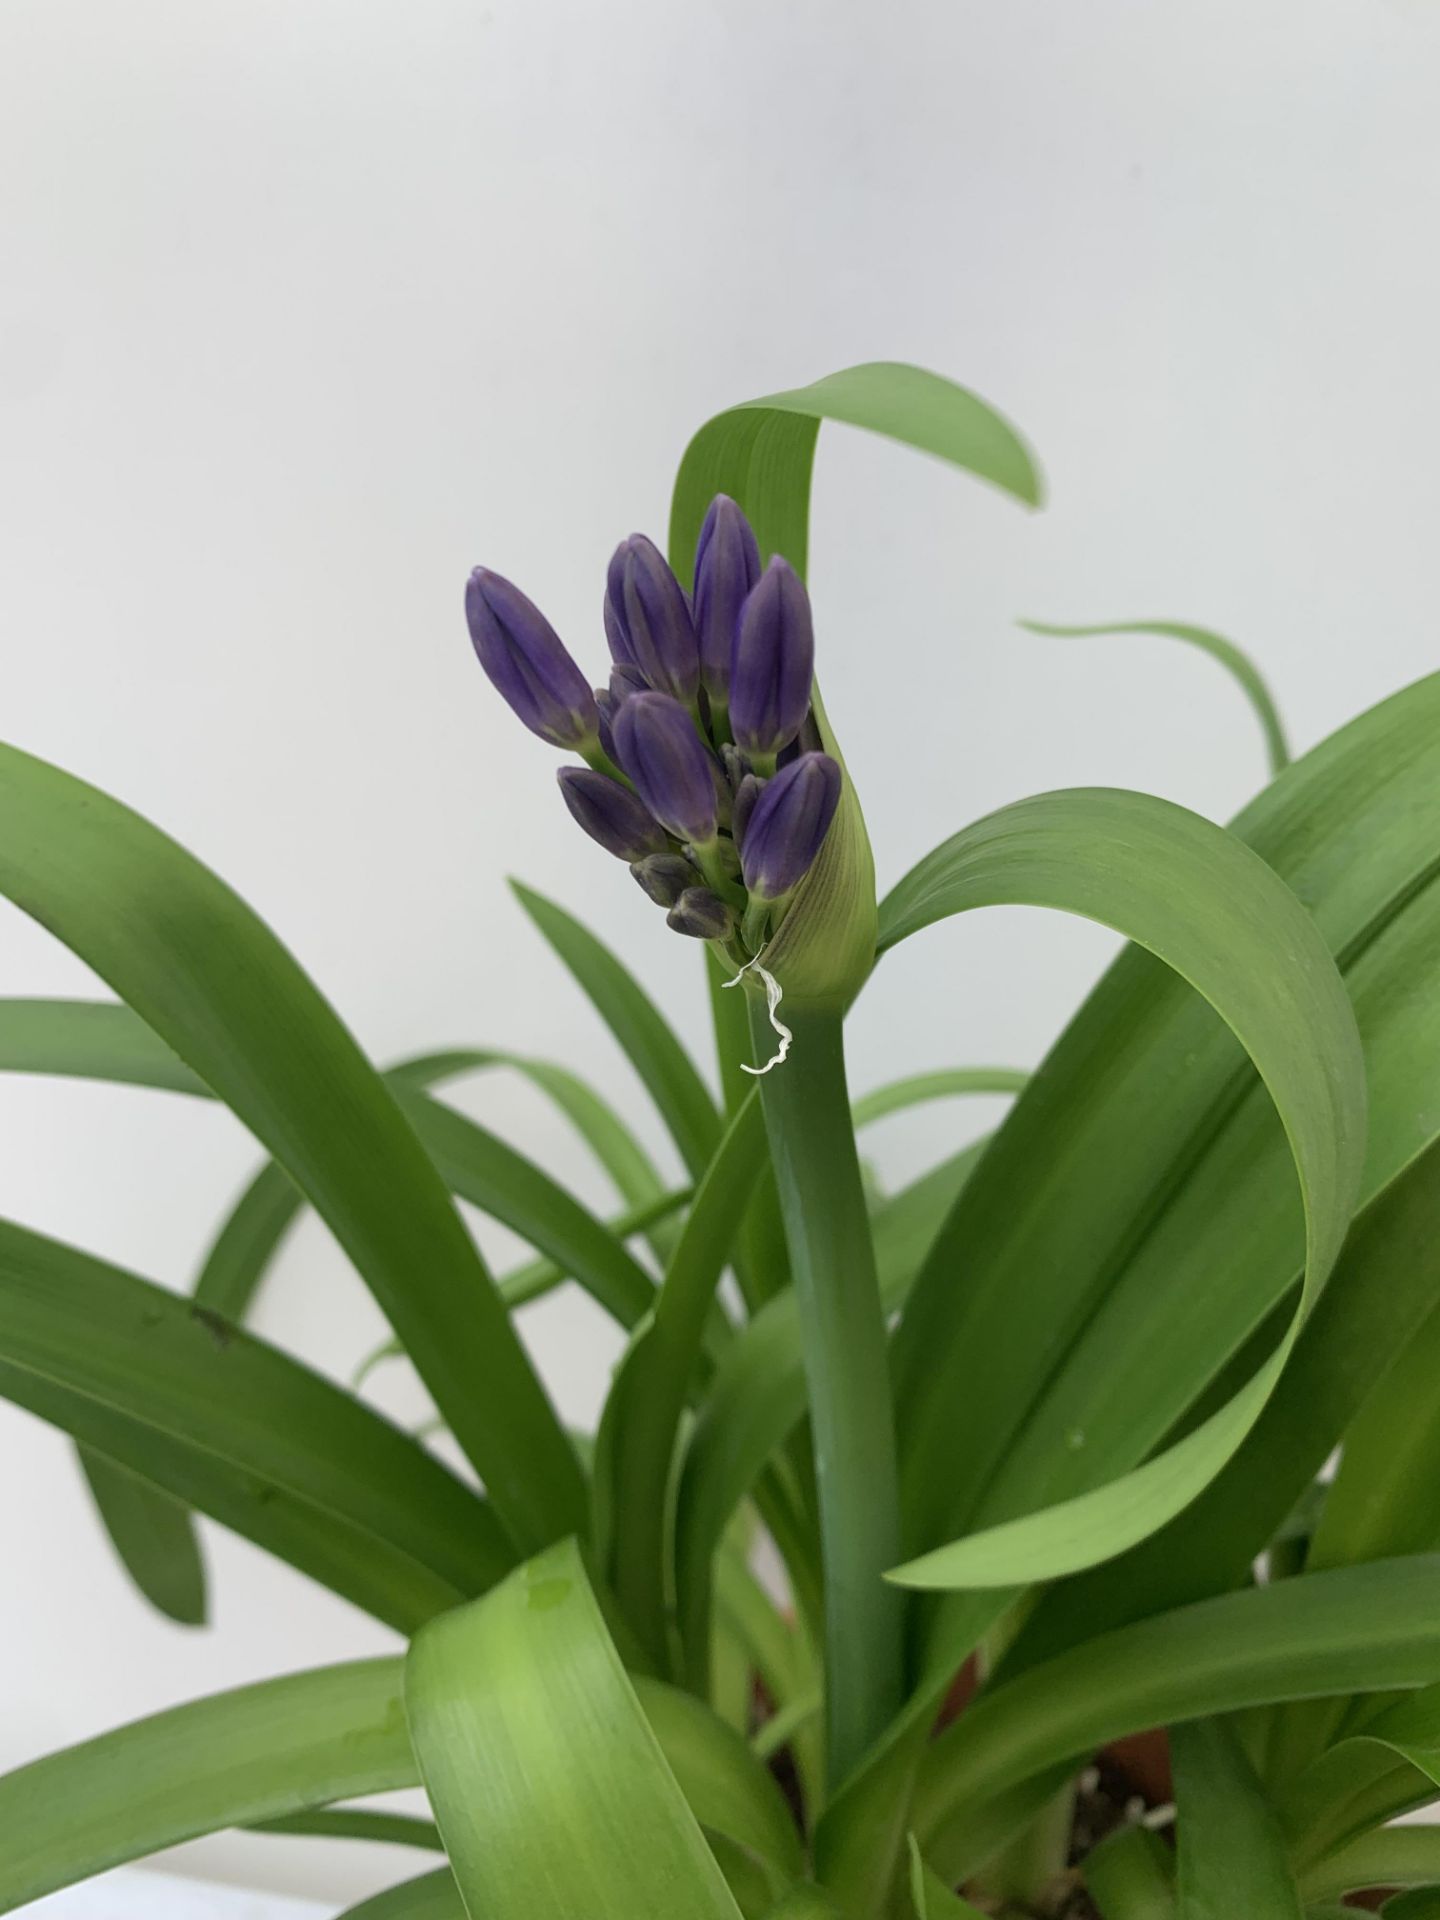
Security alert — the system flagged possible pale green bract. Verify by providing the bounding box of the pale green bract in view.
[1,358,1438,1920]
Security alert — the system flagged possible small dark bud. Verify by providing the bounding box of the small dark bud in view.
[739,751,841,900]
[720,743,750,790]
[729,556,815,760]
[693,495,761,708]
[465,569,598,749]
[594,689,618,761]
[732,772,763,849]
[666,887,735,941]
[612,691,719,845]
[631,853,693,907]
[557,767,669,862]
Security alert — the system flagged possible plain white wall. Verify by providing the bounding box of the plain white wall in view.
[3,0,1439,1907]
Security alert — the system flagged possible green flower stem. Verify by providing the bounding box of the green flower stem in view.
[748,996,906,1791]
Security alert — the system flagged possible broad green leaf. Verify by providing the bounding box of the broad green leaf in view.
[851,1067,1027,1130]
[1384,1892,1440,1920]
[1299,1827,1440,1906]
[77,1449,205,1626]
[0,1659,414,1912]
[336,1876,463,1920]
[673,1139,987,1690]
[1005,1128,1440,1675]
[832,670,1440,1914]
[404,1539,749,1920]
[0,1216,507,1630]
[511,879,722,1180]
[1311,1294,1440,1571]
[595,1095,767,1668]
[1019,619,1290,775]
[0,742,581,1550]
[668,362,1041,586]
[914,1557,1440,1888]
[248,1807,441,1848]
[880,786,1365,1589]
[0,1006,676,1617]
[1276,1681,1440,1865]
[1084,1825,1177,1920]
[1171,1717,1302,1919]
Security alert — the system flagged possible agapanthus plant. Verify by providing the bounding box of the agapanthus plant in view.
[2,360,1440,1920]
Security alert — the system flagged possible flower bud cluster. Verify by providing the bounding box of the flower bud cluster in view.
[466,495,841,958]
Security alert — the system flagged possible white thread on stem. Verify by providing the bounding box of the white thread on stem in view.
[721,949,793,1075]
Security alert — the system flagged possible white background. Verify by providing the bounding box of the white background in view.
[3,0,1439,1908]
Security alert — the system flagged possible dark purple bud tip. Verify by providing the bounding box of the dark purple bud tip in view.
[557,767,669,862]
[694,495,760,706]
[667,887,735,941]
[611,691,719,845]
[729,556,815,760]
[466,568,598,750]
[609,662,650,703]
[615,535,699,703]
[739,751,841,901]
[631,852,694,907]
[732,771,763,849]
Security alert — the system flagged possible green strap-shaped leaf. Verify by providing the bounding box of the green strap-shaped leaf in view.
[1019,619,1291,775]
[335,1876,463,1920]
[595,1095,768,1668]
[404,1539,749,1920]
[511,879,722,1180]
[1171,1718,1302,1920]
[1382,1893,1440,1920]
[399,1090,658,1330]
[880,786,1364,1590]
[76,1449,206,1626]
[673,1139,987,1690]
[0,1003,669,1613]
[1299,1826,1440,1906]
[0,1659,414,1913]
[914,1557,1440,1888]
[850,1067,1028,1130]
[0,742,581,1551]
[0,1216,507,1631]
[669,362,1041,583]
[1084,1826,1177,1920]
[1275,1680,1440,1866]
[247,1807,441,1848]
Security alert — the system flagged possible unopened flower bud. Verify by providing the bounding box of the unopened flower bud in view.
[732,771,763,849]
[739,752,841,901]
[631,853,693,907]
[466,569,598,749]
[666,887,735,941]
[612,692,718,845]
[608,535,699,703]
[693,495,760,709]
[729,557,815,761]
[557,768,668,861]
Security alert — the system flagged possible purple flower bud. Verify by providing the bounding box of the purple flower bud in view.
[593,688,618,762]
[667,887,735,941]
[557,767,668,862]
[732,771,763,849]
[729,557,815,760]
[631,853,694,907]
[616,535,699,703]
[466,569,598,750]
[603,546,635,670]
[693,495,760,707]
[610,663,650,703]
[612,691,718,845]
[739,752,841,900]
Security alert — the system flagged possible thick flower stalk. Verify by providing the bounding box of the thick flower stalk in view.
[466,494,843,984]
[468,494,904,1790]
